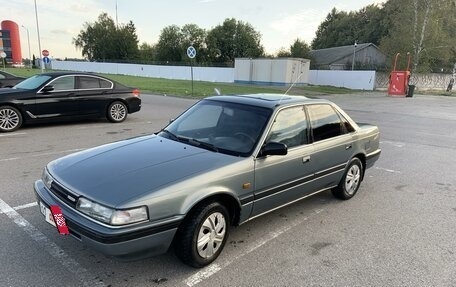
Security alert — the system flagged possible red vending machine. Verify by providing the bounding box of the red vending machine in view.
[388,53,412,97]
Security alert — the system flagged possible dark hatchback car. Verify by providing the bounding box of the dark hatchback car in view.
[0,72,141,132]
[35,94,381,268]
[0,70,25,88]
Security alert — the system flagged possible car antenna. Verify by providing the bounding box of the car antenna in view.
[279,61,305,104]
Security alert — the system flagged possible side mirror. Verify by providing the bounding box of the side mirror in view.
[259,142,288,157]
[41,85,54,93]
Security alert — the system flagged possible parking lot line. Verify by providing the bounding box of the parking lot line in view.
[0,148,85,162]
[0,132,27,137]
[0,198,105,287]
[184,208,324,287]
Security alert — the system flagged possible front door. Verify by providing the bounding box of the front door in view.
[252,105,318,217]
[35,75,79,118]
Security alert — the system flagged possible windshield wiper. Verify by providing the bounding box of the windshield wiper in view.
[159,130,218,152]
[188,138,219,152]
[159,129,180,141]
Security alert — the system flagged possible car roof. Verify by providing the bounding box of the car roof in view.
[39,71,103,77]
[205,94,332,109]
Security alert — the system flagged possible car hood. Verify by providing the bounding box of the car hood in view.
[48,135,239,207]
[0,88,30,97]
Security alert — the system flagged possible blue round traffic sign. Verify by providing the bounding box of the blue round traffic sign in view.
[43,56,51,64]
[187,46,196,59]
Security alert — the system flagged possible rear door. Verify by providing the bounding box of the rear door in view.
[35,75,79,118]
[76,76,114,116]
[306,104,356,189]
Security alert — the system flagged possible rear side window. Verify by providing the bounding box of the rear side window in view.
[307,104,345,142]
[78,76,112,89]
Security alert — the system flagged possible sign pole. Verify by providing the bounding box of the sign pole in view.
[186,46,196,97]
[0,52,6,70]
[191,60,194,96]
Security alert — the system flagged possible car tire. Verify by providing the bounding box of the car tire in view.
[107,101,128,123]
[332,157,364,200]
[0,106,23,132]
[174,202,230,268]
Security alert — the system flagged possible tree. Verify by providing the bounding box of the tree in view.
[155,25,183,62]
[290,39,312,59]
[73,13,139,61]
[138,42,156,61]
[311,6,387,50]
[206,18,264,64]
[180,24,208,63]
[276,39,312,59]
[380,0,456,72]
[276,48,291,57]
[115,21,139,60]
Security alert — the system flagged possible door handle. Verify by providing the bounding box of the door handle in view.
[302,156,310,163]
[345,144,352,150]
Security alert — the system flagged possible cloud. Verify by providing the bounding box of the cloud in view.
[269,9,327,43]
[50,29,72,36]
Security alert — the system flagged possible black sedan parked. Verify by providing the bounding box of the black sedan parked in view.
[0,70,25,88]
[0,72,141,132]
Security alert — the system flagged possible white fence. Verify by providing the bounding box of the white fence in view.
[51,60,234,83]
[51,60,379,90]
[308,70,376,90]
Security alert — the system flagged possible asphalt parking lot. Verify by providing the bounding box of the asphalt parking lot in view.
[1,92,455,287]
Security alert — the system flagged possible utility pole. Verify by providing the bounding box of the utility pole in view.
[34,0,44,73]
[21,25,32,69]
[351,41,357,71]
[447,63,456,92]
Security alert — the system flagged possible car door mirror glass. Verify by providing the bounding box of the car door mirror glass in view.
[41,85,54,93]
[260,142,288,157]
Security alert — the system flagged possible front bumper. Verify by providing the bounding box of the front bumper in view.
[34,179,179,259]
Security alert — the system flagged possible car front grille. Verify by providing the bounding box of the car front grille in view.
[49,181,79,208]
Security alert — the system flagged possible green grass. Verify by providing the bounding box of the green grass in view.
[3,67,357,97]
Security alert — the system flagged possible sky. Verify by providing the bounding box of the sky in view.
[1,0,384,60]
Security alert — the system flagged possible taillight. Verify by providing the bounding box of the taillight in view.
[133,89,140,97]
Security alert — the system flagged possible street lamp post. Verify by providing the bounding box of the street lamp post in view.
[21,25,32,69]
[352,41,358,71]
[34,0,44,73]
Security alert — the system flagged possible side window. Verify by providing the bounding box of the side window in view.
[99,79,112,88]
[0,74,5,79]
[78,76,101,89]
[340,115,356,133]
[267,106,308,148]
[307,104,344,142]
[50,76,75,91]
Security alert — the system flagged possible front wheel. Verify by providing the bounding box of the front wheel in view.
[332,157,364,200]
[174,202,230,268]
[0,106,23,132]
[107,101,128,123]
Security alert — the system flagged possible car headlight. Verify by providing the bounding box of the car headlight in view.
[76,197,148,226]
[42,168,53,190]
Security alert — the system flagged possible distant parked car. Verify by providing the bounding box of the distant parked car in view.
[35,94,381,268]
[0,71,141,132]
[0,70,25,88]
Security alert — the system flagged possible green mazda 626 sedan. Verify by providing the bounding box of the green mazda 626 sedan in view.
[35,94,381,268]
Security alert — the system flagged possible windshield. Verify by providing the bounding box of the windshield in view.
[160,99,272,157]
[14,74,52,90]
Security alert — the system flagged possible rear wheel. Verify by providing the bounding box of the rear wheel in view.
[174,202,230,268]
[107,101,127,123]
[332,158,363,200]
[0,106,22,132]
